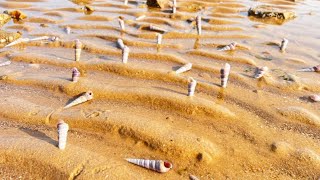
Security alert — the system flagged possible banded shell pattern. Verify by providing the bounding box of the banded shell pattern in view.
[218,42,237,51]
[280,38,288,52]
[220,63,231,88]
[118,16,125,31]
[57,120,69,150]
[126,158,173,173]
[75,39,82,62]
[72,67,80,82]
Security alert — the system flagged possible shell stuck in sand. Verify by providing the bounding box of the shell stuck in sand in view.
[72,67,80,82]
[196,15,202,35]
[122,45,130,63]
[74,39,82,62]
[57,120,69,150]
[118,16,125,31]
[126,158,173,173]
[218,42,237,51]
[220,63,231,88]
[156,33,162,45]
[175,63,192,74]
[187,77,197,96]
[64,91,93,109]
[254,66,268,79]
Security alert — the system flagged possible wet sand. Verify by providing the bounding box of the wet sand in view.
[0,0,319,179]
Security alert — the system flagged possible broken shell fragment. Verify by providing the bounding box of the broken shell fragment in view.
[57,120,69,150]
[122,45,130,63]
[172,0,177,13]
[196,15,202,35]
[254,66,268,79]
[117,39,125,50]
[118,16,125,31]
[156,33,162,45]
[175,63,192,74]
[149,24,168,33]
[297,65,320,72]
[220,63,231,88]
[74,39,82,62]
[126,158,173,173]
[64,91,93,109]
[0,60,11,67]
[310,95,320,102]
[72,67,80,82]
[280,38,288,52]
[188,77,197,96]
[218,42,237,51]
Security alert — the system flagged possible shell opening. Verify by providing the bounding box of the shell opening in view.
[164,162,172,169]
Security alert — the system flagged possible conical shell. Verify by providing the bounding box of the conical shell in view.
[189,174,200,180]
[126,158,173,173]
[196,15,202,35]
[135,15,146,21]
[122,45,130,63]
[64,91,93,109]
[57,120,69,150]
[118,17,125,31]
[75,39,82,62]
[65,26,71,34]
[297,65,320,72]
[0,61,11,67]
[175,63,192,74]
[117,39,125,50]
[310,95,320,102]
[220,63,231,88]
[280,38,288,52]
[254,66,268,79]
[218,42,237,51]
[72,67,80,82]
[149,25,168,33]
[188,77,197,96]
[156,33,162,45]
[5,38,30,47]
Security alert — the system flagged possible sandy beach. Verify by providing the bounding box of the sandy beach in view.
[0,0,319,179]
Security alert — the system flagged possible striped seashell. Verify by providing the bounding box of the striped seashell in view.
[188,77,197,96]
[196,15,202,35]
[118,16,125,31]
[57,120,69,150]
[126,158,173,173]
[122,45,130,64]
[280,38,288,52]
[72,67,80,82]
[75,39,82,62]
[297,65,320,72]
[0,61,11,67]
[189,174,200,180]
[254,66,268,79]
[218,42,237,51]
[175,63,192,74]
[149,25,168,33]
[310,95,320,102]
[220,63,231,88]
[117,39,125,50]
[5,38,30,47]
[135,15,146,21]
[64,91,93,109]
[156,33,162,45]
[65,26,71,34]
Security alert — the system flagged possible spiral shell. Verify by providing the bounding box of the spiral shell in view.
[57,120,69,150]
[218,42,237,51]
[149,25,168,33]
[196,15,202,35]
[310,95,320,102]
[280,38,288,52]
[188,77,197,96]
[75,39,82,62]
[297,65,320,72]
[72,67,80,82]
[64,91,93,109]
[118,16,125,31]
[175,63,192,74]
[220,63,231,88]
[5,38,30,47]
[0,61,11,67]
[122,45,130,64]
[126,158,173,173]
[254,66,268,79]
[117,39,125,50]
[156,33,162,45]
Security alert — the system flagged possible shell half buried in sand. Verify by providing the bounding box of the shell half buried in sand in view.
[57,120,69,150]
[310,95,320,102]
[297,65,320,72]
[64,91,93,109]
[218,42,238,51]
[220,63,231,88]
[126,158,173,173]
[254,66,268,79]
[175,63,192,74]
[72,67,80,82]
[75,39,82,62]
[187,77,197,96]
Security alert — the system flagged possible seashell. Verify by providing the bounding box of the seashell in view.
[218,42,237,51]
[254,66,268,79]
[297,65,320,72]
[280,38,288,52]
[65,26,71,34]
[5,38,30,47]
[172,0,177,13]
[124,0,128,5]
[74,39,82,62]
[135,15,146,21]
[122,45,130,64]
[156,33,162,45]
[220,63,231,88]
[196,15,202,35]
[83,5,94,15]
[29,36,50,41]
[0,61,11,67]
[64,91,93,109]
[175,63,192,74]
[310,95,320,102]
[189,174,200,180]
[126,158,173,173]
[72,67,80,82]
[149,25,168,33]
[57,120,69,150]
[49,36,60,42]
[188,77,197,96]
[118,16,125,31]
[117,39,125,50]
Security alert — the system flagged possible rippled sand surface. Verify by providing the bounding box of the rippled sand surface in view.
[0,0,319,179]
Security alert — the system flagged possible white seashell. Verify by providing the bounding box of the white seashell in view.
[65,26,71,34]
[75,39,82,62]
[117,39,125,50]
[149,25,168,33]
[118,17,125,31]
[72,67,80,82]
[126,158,173,173]
[156,33,162,45]
[135,15,146,21]
[280,38,288,52]
[122,45,130,64]
[218,42,237,51]
[0,61,11,67]
[196,15,202,35]
[124,0,128,5]
[64,91,93,109]
[5,38,30,47]
[254,66,268,79]
[188,77,197,96]
[172,0,177,13]
[57,120,69,150]
[175,63,192,74]
[310,95,320,102]
[220,63,231,88]
[49,36,60,42]
[297,65,320,72]
[29,36,50,41]
[189,174,200,180]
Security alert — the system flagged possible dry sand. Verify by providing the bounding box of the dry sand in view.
[0,0,319,179]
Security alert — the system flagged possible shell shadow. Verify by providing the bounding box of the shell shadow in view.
[19,127,57,147]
